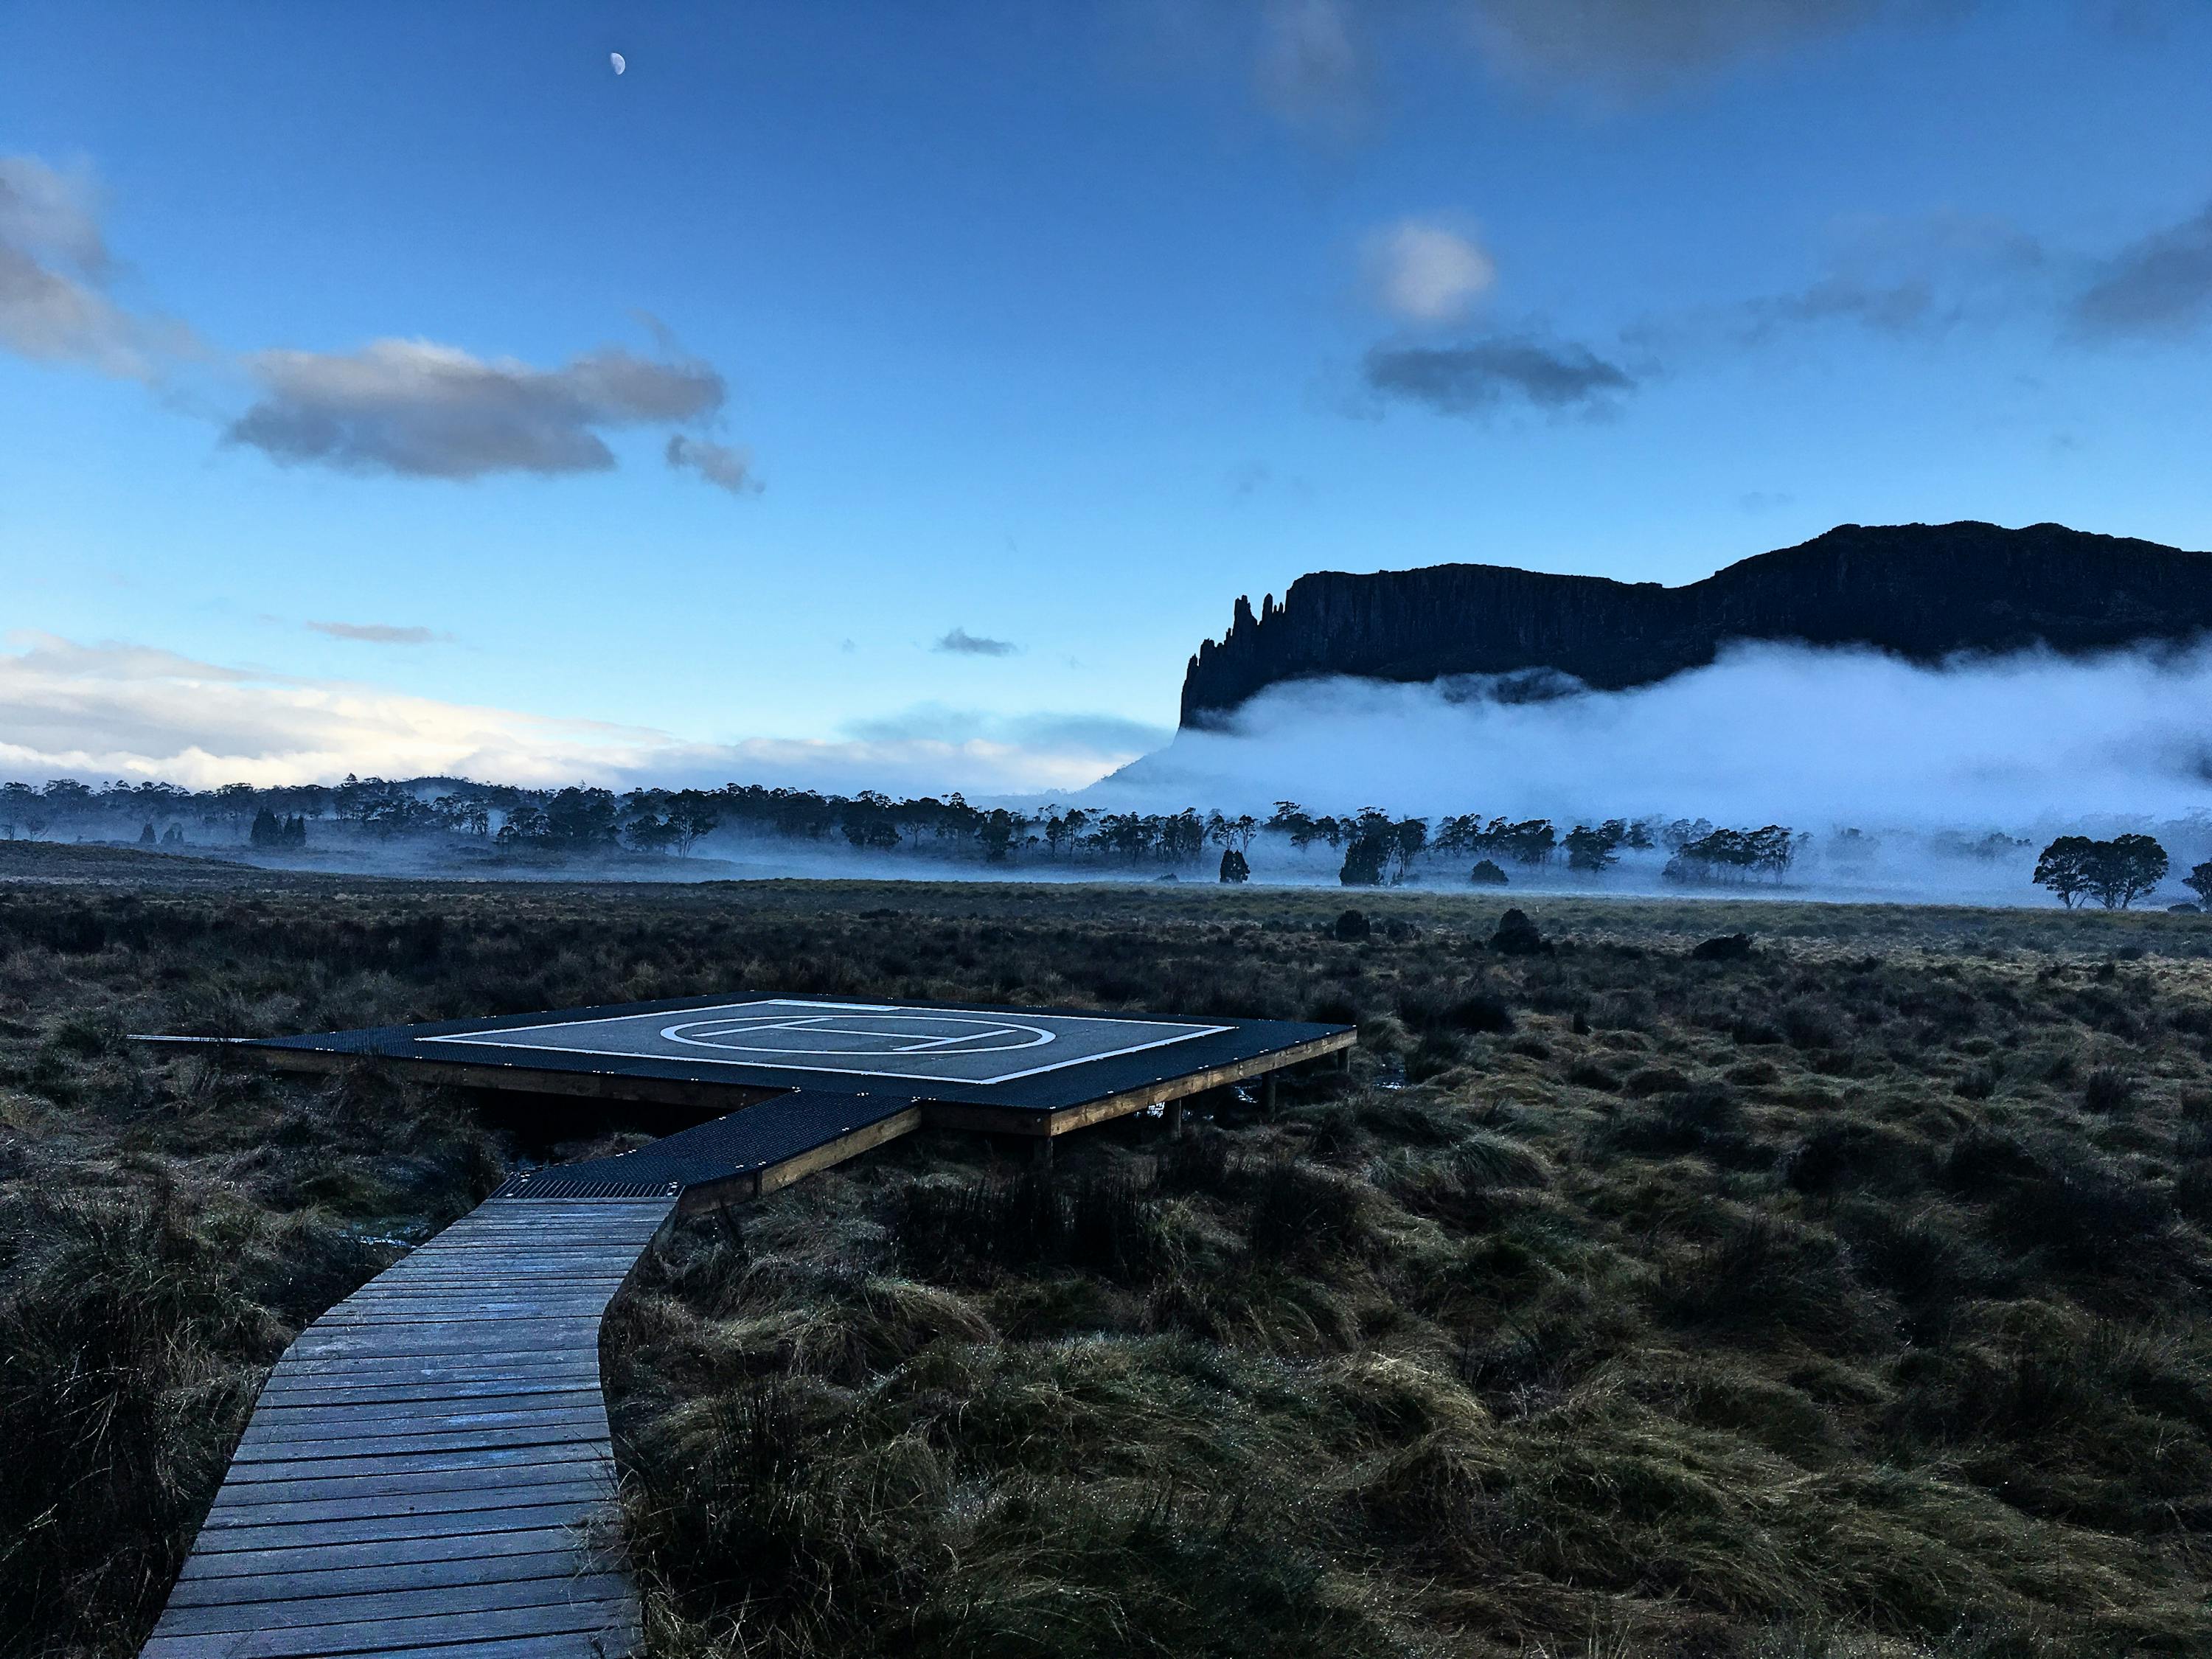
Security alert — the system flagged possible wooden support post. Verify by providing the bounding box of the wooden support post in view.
[1338,1046,1353,1073]
[1031,1134,1055,1169]
[1166,1096,1186,1139]
[1263,1072,1279,1120]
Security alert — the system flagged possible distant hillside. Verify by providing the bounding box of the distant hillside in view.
[1179,521,2212,728]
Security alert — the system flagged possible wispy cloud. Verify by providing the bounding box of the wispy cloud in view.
[665,433,759,494]
[845,702,1167,757]
[1465,0,1893,97]
[1253,0,1370,132]
[933,627,1020,658]
[0,154,192,380]
[2073,201,2212,340]
[306,621,449,646]
[1364,334,1636,417]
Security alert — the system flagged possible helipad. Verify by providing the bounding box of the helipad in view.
[218,992,1356,1134]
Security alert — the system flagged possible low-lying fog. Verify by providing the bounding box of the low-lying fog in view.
[1085,640,2212,905]
[33,639,2212,908]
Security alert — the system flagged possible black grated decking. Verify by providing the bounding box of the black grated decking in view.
[494,1088,919,1200]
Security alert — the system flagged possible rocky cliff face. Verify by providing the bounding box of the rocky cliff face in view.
[1179,521,2212,728]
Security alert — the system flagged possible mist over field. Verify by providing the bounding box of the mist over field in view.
[1077,640,2212,904]
[19,634,2209,909]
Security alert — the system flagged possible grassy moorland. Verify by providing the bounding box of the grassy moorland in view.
[6,844,2212,1657]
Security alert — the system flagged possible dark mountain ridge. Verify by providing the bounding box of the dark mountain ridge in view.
[1179,521,2212,728]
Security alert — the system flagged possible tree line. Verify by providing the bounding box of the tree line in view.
[9,775,2206,903]
[0,774,1815,886]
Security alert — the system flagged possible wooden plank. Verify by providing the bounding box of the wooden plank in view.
[244,1398,607,1430]
[266,1355,603,1382]
[232,1419,608,1461]
[248,1380,600,1413]
[166,1549,587,1607]
[210,1453,611,1498]
[142,1593,637,1658]
[150,1572,633,1638]
[180,1527,590,1579]
[248,1388,602,1422]
[206,1487,608,1536]
[240,1401,605,1441]
[206,1465,608,1521]
[194,1501,603,1553]
[220,1441,610,1484]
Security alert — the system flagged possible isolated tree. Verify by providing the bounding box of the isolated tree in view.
[2032,835,2098,908]
[2186,861,2212,907]
[1339,835,1385,887]
[1218,847,1250,883]
[2084,833,2168,911]
[1469,858,1509,887]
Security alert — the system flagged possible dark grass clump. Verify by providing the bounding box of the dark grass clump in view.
[1657,1215,1879,1352]
[622,1377,1387,1659]
[888,1169,1164,1284]
[1245,1158,1366,1265]
[0,1184,395,1654]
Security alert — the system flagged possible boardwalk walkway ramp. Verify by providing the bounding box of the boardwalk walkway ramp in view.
[139,1091,919,1658]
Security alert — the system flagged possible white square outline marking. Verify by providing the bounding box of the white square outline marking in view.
[420,998,1233,1086]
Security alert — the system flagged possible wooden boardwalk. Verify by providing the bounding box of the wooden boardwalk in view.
[140,1196,675,1659]
[138,1091,928,1657]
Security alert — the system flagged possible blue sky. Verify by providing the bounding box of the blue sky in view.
[4,0,2211,793]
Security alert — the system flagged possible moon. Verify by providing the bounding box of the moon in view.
[609,52,626,75]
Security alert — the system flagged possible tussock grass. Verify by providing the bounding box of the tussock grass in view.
[9,858,2212,1652]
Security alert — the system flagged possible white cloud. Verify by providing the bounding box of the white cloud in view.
[0,633,1159,797]
[1365,218,1497,324]
[0,632,668,788]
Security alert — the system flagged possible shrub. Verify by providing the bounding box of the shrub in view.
[1489,909,1548,956]
[1779,998,1846,1050]
[2082,1065,2138,1114]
